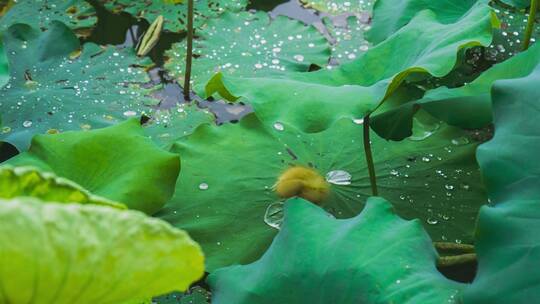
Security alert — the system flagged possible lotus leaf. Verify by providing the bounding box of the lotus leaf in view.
[6,119,180,214]
[0,0,97,33]
[99,0,247,33]
[0,197,204,304]
[0,166,125,209]
[206,2,496,134]
[157,113,487,270]
[464,64,540,303]
[209,197,463,304]
[165,11,330,96]
[0,21,157,151]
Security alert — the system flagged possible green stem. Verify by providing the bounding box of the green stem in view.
[434,242,475,253]
[183,0,194,101]
[363,115,378,196]
[437,253,477,267]
[523,0,538,51]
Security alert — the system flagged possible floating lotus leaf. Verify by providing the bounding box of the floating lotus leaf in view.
[0,197,204,304]
[157,113,487,270]
[0,0,97,33]
[464,65,540,303]
[6,119,180,215]
[323,15,371,64]
[99,0,247,33]
[206,2,495,134]
[144,103,215,150]
[0,166,125,209]
[367,0,489,44]
[165,11,330,96]
[210,197,464,304]
[0,21,158,151]
[300,0,374,15]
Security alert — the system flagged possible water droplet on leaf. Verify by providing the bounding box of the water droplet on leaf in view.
[325,170,352,185]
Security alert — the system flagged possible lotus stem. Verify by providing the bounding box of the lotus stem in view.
[183,0,194,101]
[434,242,475,253]
[363,115,378,196]
[437,253,477,267]
[523,0,538,51]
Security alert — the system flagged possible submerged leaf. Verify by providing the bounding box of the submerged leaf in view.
[0,21,158,150]
[0,197,204,304]
[157,113,486,270]
[164,11,330,95]
[464,64,540,303]
[210,197,463,304]
[6,119,180,214]
[0,166,125,209]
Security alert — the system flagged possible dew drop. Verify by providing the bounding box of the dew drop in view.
[427,217,439,225]
[264,201,285,230]
[273,122,284,131]
[22,120,33,128]
[123,110,137,117]
[451,137,470,146]
[352,118,364,125]
[326,170,352,185]
[199,183,209,190]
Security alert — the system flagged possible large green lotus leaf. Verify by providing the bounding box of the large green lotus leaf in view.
[299,0,374,15]
[210,197,463,304]
[206,3,496,133]
[0,38,8,88]
[367,0,488,44]
[5,119,180,214]
[157,113,487,270]
[323,15,371,65]
[0,0,97,33]
[464,65,540,303]
[0,197,204,304]
[144,103,215,150]
[99,0,247,33]
[0,21,157,151]
[164,11,330,96]
[371,41,540,140]
[0,166,125,209]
